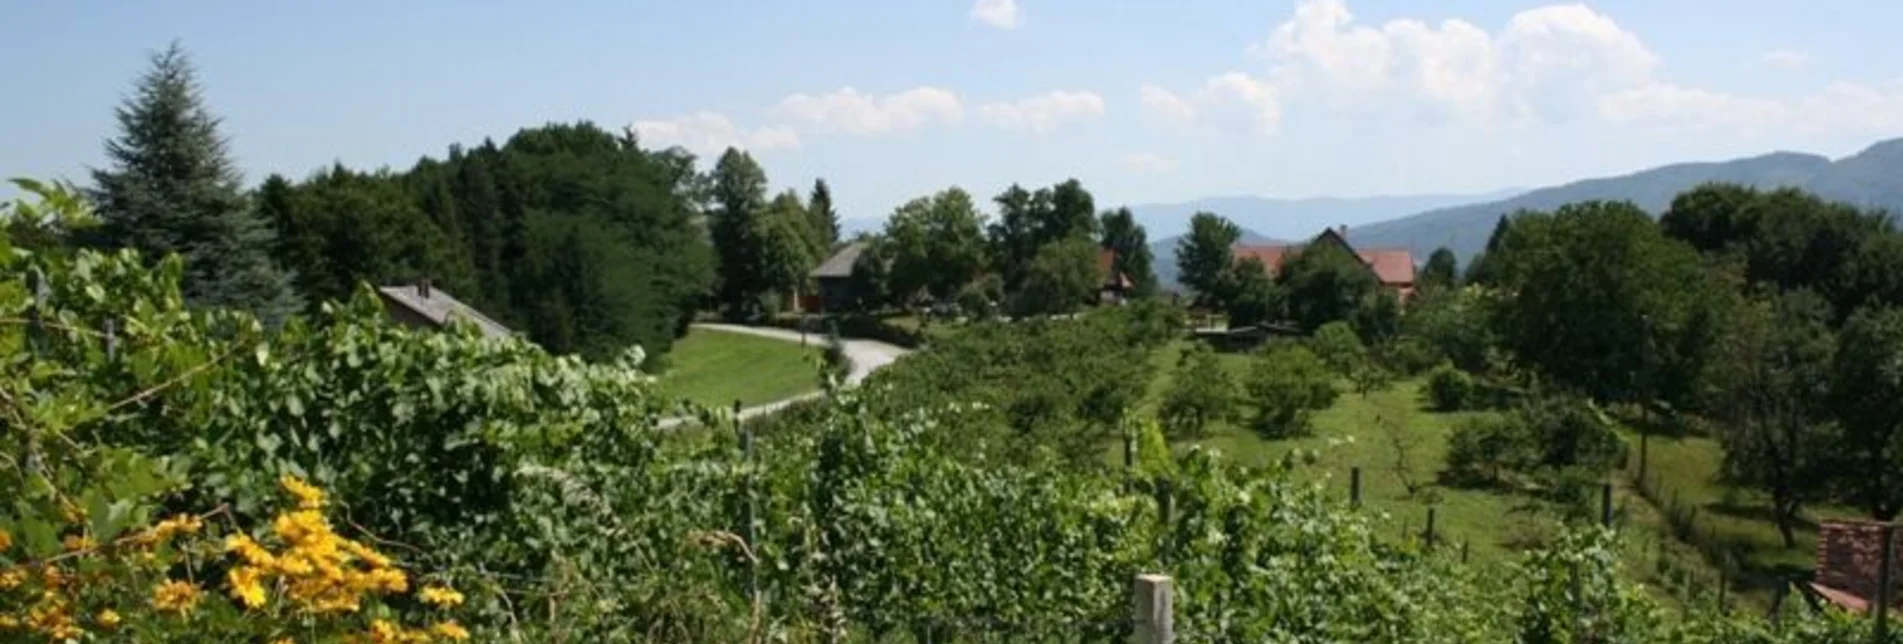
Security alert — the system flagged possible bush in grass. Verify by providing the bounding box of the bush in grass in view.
[1427,363,1478,411]
[1160,345,1238,440]
[1244,344,1339,438]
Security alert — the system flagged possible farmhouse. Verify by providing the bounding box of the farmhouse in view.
[810,241,869,313]
[376,281,512,339]
[1232,227,1417,299]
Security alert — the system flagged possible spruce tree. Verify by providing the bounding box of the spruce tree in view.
[90,42,301,323]
[808,178,840,251]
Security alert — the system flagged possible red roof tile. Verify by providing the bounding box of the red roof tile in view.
[1358,248,1416,286]
[1232,244,1415,287]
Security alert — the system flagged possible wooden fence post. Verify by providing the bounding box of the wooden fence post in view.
[736,399,759,609]
[104,318,117,361]
[1638,432,1649,482]
[1350,467,1362,508]
[1601,483,1614,527]
[1878,523,1895,642]
[1132,574,1174,644]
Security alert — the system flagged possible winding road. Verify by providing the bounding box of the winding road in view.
[658,323,912,427]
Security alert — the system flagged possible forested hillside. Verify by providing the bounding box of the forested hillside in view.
[259,124,714,360]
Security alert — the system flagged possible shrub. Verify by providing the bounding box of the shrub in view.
[1244,344,1338,438]
[1160,345,1238,440]
[1427,363,1477,411]
[1309,321,1369,376]
[1444,414,1529,486]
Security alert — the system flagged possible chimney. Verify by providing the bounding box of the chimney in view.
[417,279,432,299]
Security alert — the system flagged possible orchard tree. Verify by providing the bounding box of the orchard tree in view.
[1245,343,1338,438]
[1707,289,1836,546]
[1099,207,1157,296]
[1159,344,1238,440]
[1830,304,1903,520]
[1178,212,1241,309]
[90,42,301,323]
[886,187,988,304]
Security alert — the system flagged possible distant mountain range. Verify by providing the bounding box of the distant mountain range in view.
[836,190,1517,241]
[1345,138,1903,262]
[1126,190,1522,242]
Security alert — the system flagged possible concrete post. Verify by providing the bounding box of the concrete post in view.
[1132,574,1174,644]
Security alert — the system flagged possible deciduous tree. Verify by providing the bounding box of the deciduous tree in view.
[1707,289,1836,546]
[1178,212,1240,309]
[1099,207,1157,296]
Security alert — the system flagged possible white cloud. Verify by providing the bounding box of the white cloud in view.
[629,112,800,157]
[1250,0,1657,122]
[978,90,1105,132]
[1760,49,1812,71]
[1122,152,1178,174]
[971,0,1020,29]
[1139,73,1281,135]
[1139,85,1198,125]
[774,87,963,135]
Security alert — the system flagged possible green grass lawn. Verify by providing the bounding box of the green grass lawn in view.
[1135,343,1750,597]
[1182,355,1533,565]
[659,328,824,409]
[1620,428,1868,606]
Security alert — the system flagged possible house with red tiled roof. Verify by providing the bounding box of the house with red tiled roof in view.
[1233,227,1417,299]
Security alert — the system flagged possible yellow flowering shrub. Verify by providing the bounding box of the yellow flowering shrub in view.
[0,476,470,642]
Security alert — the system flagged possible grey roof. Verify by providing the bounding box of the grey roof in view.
[376,285,513,339]
[810,241,867,279]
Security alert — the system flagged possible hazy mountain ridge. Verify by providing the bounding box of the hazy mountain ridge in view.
[1346,140,1903,261]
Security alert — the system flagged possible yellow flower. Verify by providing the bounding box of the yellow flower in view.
[95,609,121,629]
[61,533,96,552]
[419,584,465,608]
[150,580,202,614]
[60,500,84,524]
[226,533,278,567]
[228,565,269,609]
[431,620,471,640]
[0,528,12,552]
[279,475,327,510]
[270,638,294,644]
[150,514,204,541]
[0,568,24,589]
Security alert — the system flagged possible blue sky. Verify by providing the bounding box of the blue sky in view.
[6,1,1903,230]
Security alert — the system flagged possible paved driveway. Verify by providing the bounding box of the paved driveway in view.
[657,323,912,427]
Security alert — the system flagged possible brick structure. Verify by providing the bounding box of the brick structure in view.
[1811,520,1902,613]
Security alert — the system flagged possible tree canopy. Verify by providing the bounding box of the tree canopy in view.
[1177,212,1241,308]
[1098,207,1157,296]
